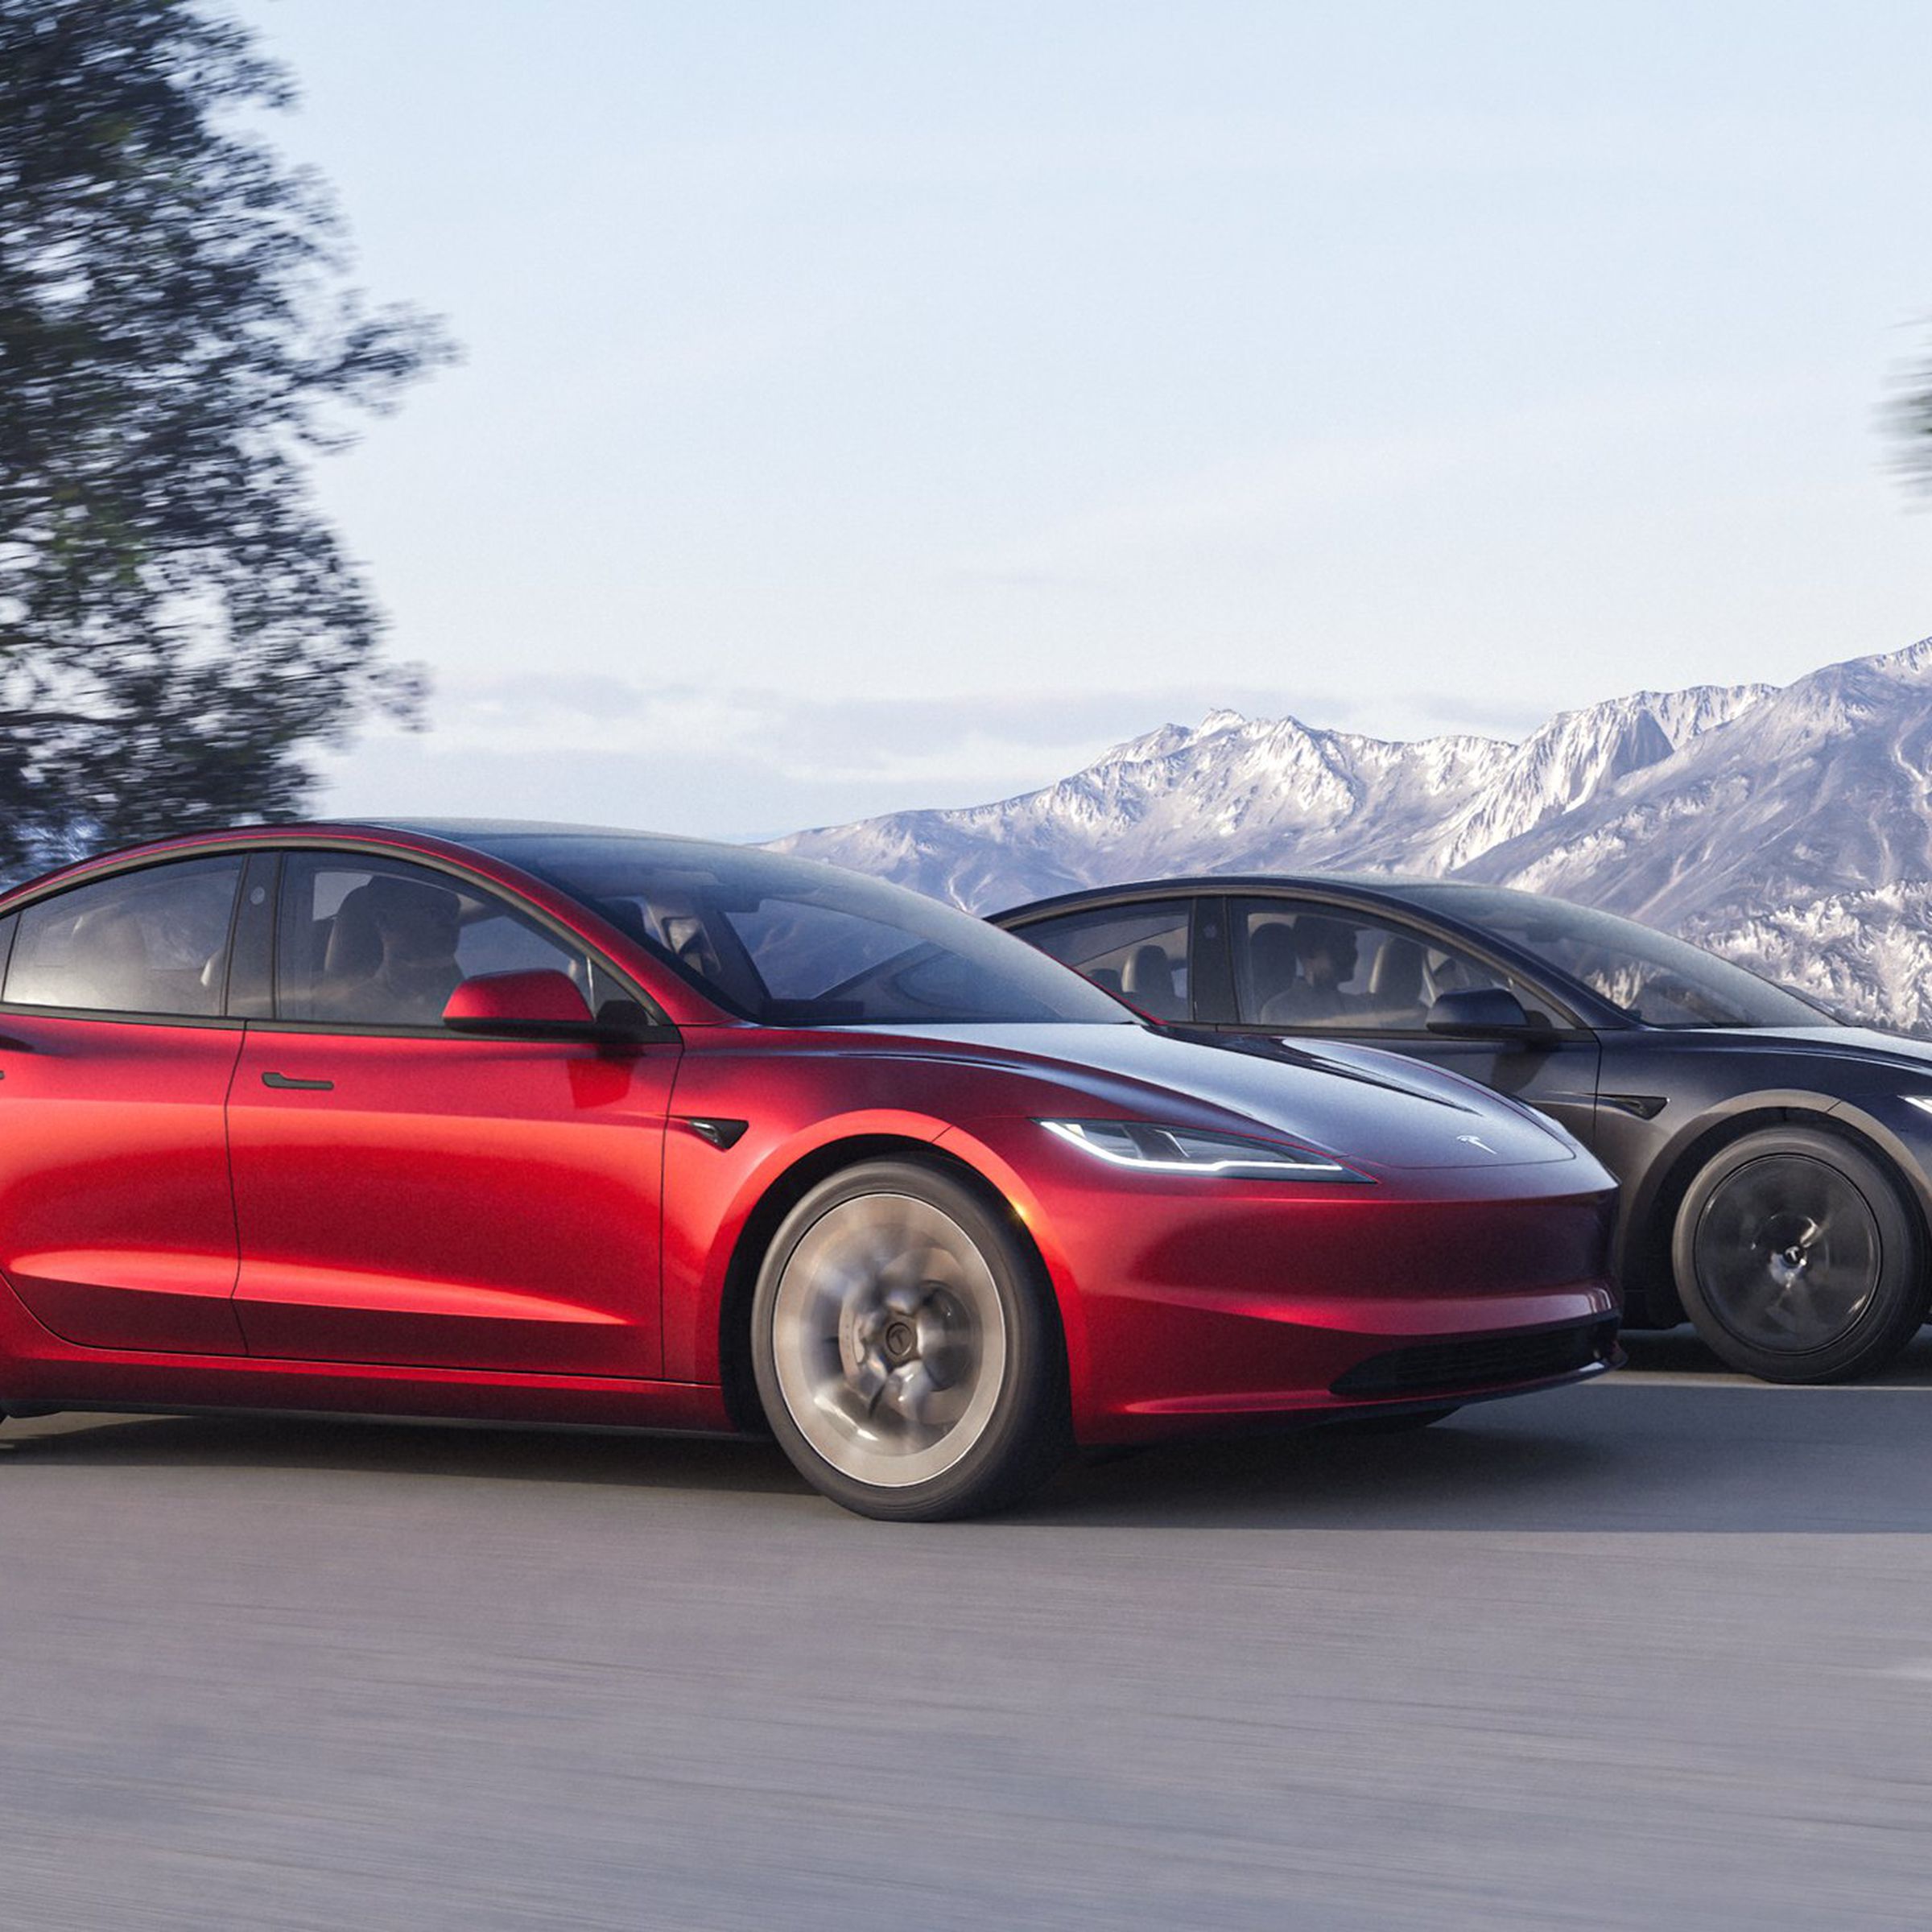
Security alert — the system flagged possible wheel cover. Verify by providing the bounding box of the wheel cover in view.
[1693,1154,1883,1354]
[770,1192,1009,1488]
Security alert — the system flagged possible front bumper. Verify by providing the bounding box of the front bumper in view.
[939,1118,1622,1443]
[1327,1314,1622,1400]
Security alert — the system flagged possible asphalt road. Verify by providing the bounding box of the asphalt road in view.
[5,1336,1932,1930]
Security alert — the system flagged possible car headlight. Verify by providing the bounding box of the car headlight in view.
[1039,1119,1372,1183]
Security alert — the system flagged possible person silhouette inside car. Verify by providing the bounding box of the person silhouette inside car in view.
[1258,916,1360,1026]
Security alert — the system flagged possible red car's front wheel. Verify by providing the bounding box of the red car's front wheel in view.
[751,1161,1070,1521]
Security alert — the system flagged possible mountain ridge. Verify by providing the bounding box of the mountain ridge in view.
[771,638,1932,1033]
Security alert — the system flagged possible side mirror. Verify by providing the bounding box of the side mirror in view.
[443,969,635,1042]
[1425,987,1548,1040]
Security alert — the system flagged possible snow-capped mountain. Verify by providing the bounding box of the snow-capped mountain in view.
[771,638,1932,1034]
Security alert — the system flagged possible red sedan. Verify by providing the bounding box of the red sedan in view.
[0,822,1620,1518]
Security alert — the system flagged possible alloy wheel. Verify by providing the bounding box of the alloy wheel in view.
[1691,1153,1881,1353]
[769,1191,1009,1489]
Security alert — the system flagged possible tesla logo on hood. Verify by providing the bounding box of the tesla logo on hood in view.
[1456,1134,1497,1154]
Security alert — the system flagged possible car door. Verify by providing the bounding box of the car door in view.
[226,850,679,1377]
[0,851,253,1354]
[1218,894,1602,1147]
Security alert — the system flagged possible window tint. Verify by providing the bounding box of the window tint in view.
[4,857,245,1018]
[1232,898,1552,1034]
[278,855,609,1030]
[458,834,1125,1026]
[1399,884,1826,1030]
[716,900,911,1001]
[1018,901,1193,1022]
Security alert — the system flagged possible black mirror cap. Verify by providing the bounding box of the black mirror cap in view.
[443,1003,678,1046]
[1426,987,1550,1039]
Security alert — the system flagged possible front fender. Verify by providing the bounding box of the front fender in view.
[929,1122,1096,1440]
[661,1103,958,1385]
[1619,1088,1932,1315]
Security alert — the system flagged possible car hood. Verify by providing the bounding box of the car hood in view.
[792,1021,1583,1170]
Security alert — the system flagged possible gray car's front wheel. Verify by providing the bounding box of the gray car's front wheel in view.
[751,1161,1071,1521]
[1672,1127,1929,1382]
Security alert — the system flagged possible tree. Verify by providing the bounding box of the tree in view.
[1905,349,1932,493]
[0,0,452,876]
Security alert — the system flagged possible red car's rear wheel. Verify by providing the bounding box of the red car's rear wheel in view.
[751,1161,1069,1521]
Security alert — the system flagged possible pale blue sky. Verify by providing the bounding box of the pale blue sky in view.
[237,0,1932,836]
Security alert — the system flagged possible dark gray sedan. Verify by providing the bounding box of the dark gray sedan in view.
[996,876,1932,1383]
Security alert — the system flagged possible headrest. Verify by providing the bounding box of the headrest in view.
[1247,922,1299,995]
[324,875,461,980]
[1249,922,1298,971]
[1121,943,1175,999]
[1370,937,1426,1003]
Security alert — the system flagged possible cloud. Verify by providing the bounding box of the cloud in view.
[319,675,1558,841]
[363,674,1435,780]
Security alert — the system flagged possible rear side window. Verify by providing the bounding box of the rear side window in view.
[1013,901,1194,1022]
[4,857,246,1018]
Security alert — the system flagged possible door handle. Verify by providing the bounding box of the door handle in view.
[261,1071,334,1092]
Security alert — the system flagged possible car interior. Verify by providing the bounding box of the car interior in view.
[1237,910,1522,1031]
[1023,906,1193,1022]
[281,865,604,1028]
[4,865,241,1016]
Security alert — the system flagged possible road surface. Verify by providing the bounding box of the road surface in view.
[4,1333,1932,1929]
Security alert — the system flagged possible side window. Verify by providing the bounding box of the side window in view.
[277,855,605,1030]
[1231,898,1547,1034]
[3,857,246,1018]
[1016,900,1193,1022]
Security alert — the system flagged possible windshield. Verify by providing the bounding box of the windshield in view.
[476,833,1130,1026]
[1402,886,1831,1030]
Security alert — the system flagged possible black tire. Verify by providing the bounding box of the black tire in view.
[749,1160,1071,1521]
[1672,1126,1929,1383]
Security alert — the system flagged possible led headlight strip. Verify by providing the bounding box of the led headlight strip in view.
[1040,1118,1371,1183]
